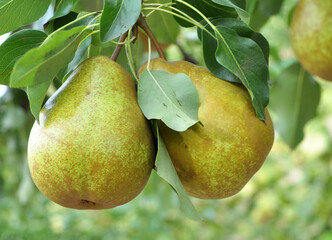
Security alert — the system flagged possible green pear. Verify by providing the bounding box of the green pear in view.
[290,0,332,81]
[28,56,155,209]
[139,58,274,199]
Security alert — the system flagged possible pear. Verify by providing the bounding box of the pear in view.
[139,58,274,199]
[28,56,155,209]
[290,0,332,81]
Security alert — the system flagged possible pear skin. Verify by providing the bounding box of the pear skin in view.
[139,58,274,199]
[28,56,155,209]
[291,0,332,81]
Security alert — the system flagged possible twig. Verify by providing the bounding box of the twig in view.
[111,32,129,61]
[137,14,166,60]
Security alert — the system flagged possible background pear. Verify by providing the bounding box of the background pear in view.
[28,56,155,209]
[140,59,274,199]
[290,0,332,81]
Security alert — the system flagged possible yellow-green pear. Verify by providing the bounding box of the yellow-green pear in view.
[28,56,155,209]
[139,58,274,199]
[290,0,332,81]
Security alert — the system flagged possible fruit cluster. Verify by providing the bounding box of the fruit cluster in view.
[28,56,274,210]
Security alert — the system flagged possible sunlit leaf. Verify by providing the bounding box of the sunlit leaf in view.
[10,26,92,88]
[0,30,47,85]
[100,0,141,42]
[138,70,199,132]
[0,0,52,35]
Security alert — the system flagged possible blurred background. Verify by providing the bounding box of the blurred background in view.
[1,0,332,239]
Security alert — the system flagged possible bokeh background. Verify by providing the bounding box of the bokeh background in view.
[1,0,332,239]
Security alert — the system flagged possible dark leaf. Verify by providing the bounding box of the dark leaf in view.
[215,25,269,120]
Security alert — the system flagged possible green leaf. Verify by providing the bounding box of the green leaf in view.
[258,0,284,17]
[144,0,179,44]
[138,70,199,132]
[270,62,321,149]
[53,0,74,19]
[100,0,141,42]
[72,0,103,12]
[172,0,237,28]
[0,30,47,86]
[248,0,284,31]
[198,18,269,83]
[200,28,240,83]
[215,25,269,121]
[153,122,202,221]
[211,0,249,24]
[26,80,53,122]
[10,26,92,88]
[58,36,91,82]
[0,0,52,35]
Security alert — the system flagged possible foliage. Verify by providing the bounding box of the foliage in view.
[1,0,332,238]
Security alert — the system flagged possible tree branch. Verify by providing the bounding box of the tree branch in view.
[111,31,129,61]
[137,14,166,60]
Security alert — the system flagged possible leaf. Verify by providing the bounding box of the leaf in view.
[215,25,269,121]
[138,70,199,132]
[269,62,321,149]
[57,36,91,82]
[248,0,284,31]
[200,28,240,83]
[0,0,52,35]
[26,80,53,122]
[72,0,103,12]
[0,30,47,85]
[198,18,269,83]
[172,0,237,28]
[100,0,141,42]
[10,26,92,88]
[52,0,74,19]
[153,121,202,221]
[144,0,180,44]
[211,0,249,24]
[258,0,284,17]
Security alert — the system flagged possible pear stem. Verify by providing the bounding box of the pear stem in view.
[111,32,129,61]
[137,14,166,60]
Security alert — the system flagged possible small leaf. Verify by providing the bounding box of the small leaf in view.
[0,0,52,35]
[53,0,74,19]
[10,26,92,88]
[138,70,199,132]
[270,62,321,149]
[100,0,141,42]
[215,26,269,120]
[211,0,249,24]
[153,121,202,221]
[0,30,47,85]
[26,80,53,122]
